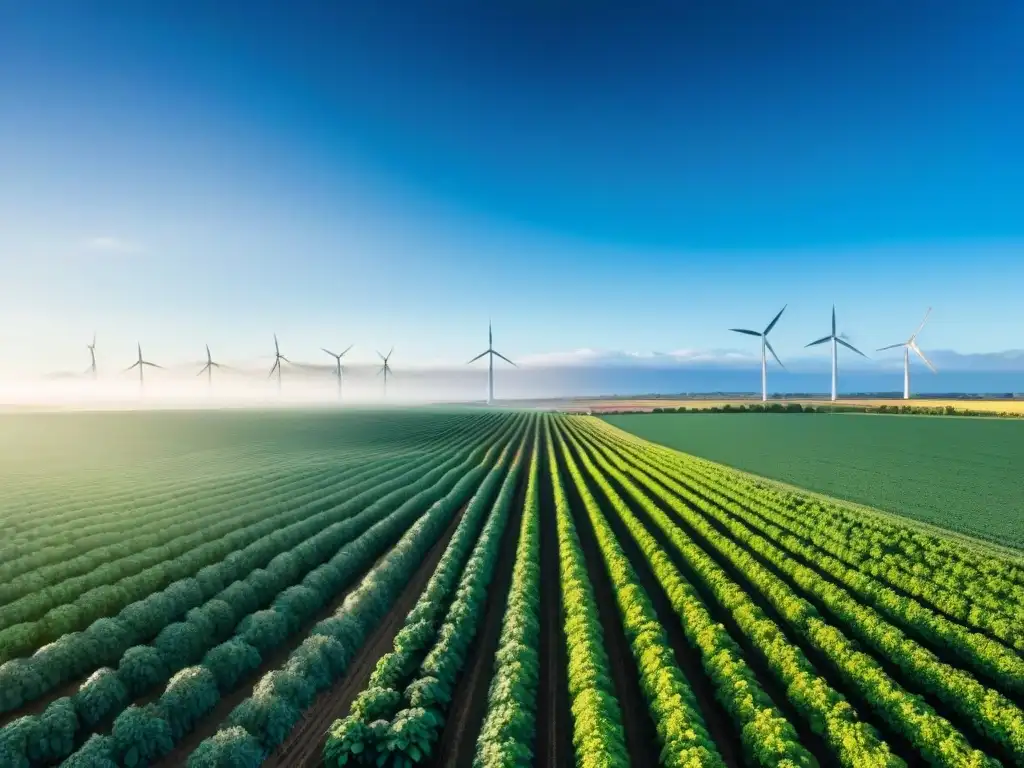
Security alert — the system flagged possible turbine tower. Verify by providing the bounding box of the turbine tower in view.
[125,343,162,388]
[268,334,289,392]
[197,344,222,387]
[321,344,353,400]
[877,308,936,399]
[729,305,786,402]
[86,333,97,379]
[805,306,866,401]
[377,348,394,398]
[467,321,516,405]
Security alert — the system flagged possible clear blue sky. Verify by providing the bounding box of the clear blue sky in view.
[2,1,1022,373]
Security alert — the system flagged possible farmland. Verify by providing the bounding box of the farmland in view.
[1,409,1023,767]
[604,412,1024,550]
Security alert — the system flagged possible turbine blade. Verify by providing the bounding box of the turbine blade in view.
[763,304,787,335]
[805,335,832,347]
[729,328,761,337]
[268,360,279,378]
[279,355,290,363]
[125,362,140,371]
[377,350,386,361]
[197,365,209,376]
[831,305,836,336]
[836,338,867,358]
[339,344,353,357]
[376,366,384,376]
[910,307,932,341]
[467,350,489,364]
[764,338,785,369]
[493,350,517,367]
[321,348,336,358]
[911,342,937,373]
[387,346,394,360]
[876,343,906,351]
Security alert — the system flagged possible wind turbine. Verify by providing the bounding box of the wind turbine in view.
[268,334,289,392]
[197,344,222,387]
[877,308,936,400]
[729,305,786,402]
[125,343,162,388]
[805,306,867,402]
[467,321,516,405]
[377,348,394,398]
[86,333,97,379]
[322,344,353,400]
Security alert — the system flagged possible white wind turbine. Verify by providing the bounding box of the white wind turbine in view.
[86,333,97,379]
[377,348,394,398]
[467,321,516,405]
[322,344,353,400]
[125,343,162,389]
[805,306,867,401]
[268,334,289,392]
[197,344,222,387]
[729,305,786,402]
[877,308,936,399]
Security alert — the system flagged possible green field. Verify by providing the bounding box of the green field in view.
[603,412,1024,549]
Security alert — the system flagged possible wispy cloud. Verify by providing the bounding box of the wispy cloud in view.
[83,236,141,254]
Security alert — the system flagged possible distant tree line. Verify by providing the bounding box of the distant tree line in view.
[580,403,1024,418]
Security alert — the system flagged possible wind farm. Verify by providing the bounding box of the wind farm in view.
[7,4,1024,766]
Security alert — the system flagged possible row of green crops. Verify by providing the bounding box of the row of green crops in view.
[471,424,542,767]
[600,421,1024,618]
[194,417,532,768]
[546,418,629,767]
[0,415,493,629]
[557,420,817,768]
[552,420,726,767]
[577,419,1006,768]
[0,419,497,720]
[323,438,521,761]
[41,416,527,768]
[567,418,900,767]
[323,421,529,767]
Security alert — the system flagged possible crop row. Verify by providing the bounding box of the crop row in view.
[554,422,726,767]
[472,423,542,767]
[325,423,528,766]
[546,418,629,767]
[617,429,1024,627]
[1,412,476,534]
[193,416,533,767]
[578,422,1003,768]
[43,415,528,768]
[556,420,819,768]
[0,417,516,715]
[324,437,521,759]
[587,422,1024,764]
[0,445,446,675]
[0,414,489,595]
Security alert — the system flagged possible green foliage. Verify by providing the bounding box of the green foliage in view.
[73,667,129,727]
[186,725,265,768]
[604,412,1024,548]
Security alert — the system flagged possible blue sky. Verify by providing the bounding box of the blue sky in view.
[2,1,1023,375]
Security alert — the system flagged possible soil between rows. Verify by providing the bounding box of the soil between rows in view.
[535,431,572,768]
[154,498,471,768]
[259,496,473,768]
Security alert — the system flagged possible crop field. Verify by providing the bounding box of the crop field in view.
[1,409,1023,768]
[559,397,1024,414]
[604,412,1024,550]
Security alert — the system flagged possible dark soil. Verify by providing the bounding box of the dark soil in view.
[534,433,571,768]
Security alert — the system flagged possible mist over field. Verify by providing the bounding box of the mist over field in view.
[4,358,1023,409]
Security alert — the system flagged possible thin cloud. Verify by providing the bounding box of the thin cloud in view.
[83,236,141,254]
